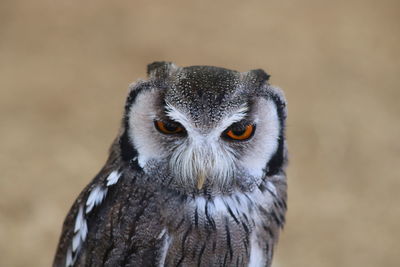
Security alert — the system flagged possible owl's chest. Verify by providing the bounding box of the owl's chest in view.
[160,191,274,266]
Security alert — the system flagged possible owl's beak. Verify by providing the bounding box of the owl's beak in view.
[197,171,206,190]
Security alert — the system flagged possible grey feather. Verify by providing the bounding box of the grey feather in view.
[53,62,288,267]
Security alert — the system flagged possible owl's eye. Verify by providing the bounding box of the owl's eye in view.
[223,124,255,141]
[154,120,185,135]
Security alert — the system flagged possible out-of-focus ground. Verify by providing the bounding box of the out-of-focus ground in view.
[0,0,399,266]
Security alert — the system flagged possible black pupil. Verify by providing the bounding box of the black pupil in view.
[231,126,246,136]
[164,122,179,132]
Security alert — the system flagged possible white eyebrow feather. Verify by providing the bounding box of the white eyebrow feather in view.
[165,103,249,137]
[165,104,192,125]
[215,105,248,132]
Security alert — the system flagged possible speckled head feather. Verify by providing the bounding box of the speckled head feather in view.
[146,62,272,126]
[53,62,288,267]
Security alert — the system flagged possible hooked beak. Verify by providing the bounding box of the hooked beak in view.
[197,170,206,190]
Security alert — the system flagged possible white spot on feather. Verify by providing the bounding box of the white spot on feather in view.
[74,206,84,233]
[66,248,73,267]
[86,185,108,213]
[72,231,81,252]
[72,206,88,252]
[106,171,121,186]
[248,230,265,267]
[157,228,167,239]
[158,229,171,267]
[66,172,117,267]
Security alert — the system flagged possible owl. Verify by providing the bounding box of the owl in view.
[53,62,288,267]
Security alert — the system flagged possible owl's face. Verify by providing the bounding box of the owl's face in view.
[123,63,286,194]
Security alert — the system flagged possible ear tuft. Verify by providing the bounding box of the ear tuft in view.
[248,69,271,86]
[147,61,178,79]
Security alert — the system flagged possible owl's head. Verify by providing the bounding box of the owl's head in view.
[119,62,287,195]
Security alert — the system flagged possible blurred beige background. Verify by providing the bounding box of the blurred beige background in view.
[0,0,399,266]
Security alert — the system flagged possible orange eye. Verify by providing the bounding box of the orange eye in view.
[224,124,255,141]
[154,120,185,135]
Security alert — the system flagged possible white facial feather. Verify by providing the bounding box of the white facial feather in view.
[239,99,280,178]
[166,104,244,188]
[169,134,237,189]
[129,89,168,168]
[129,90,281,189]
